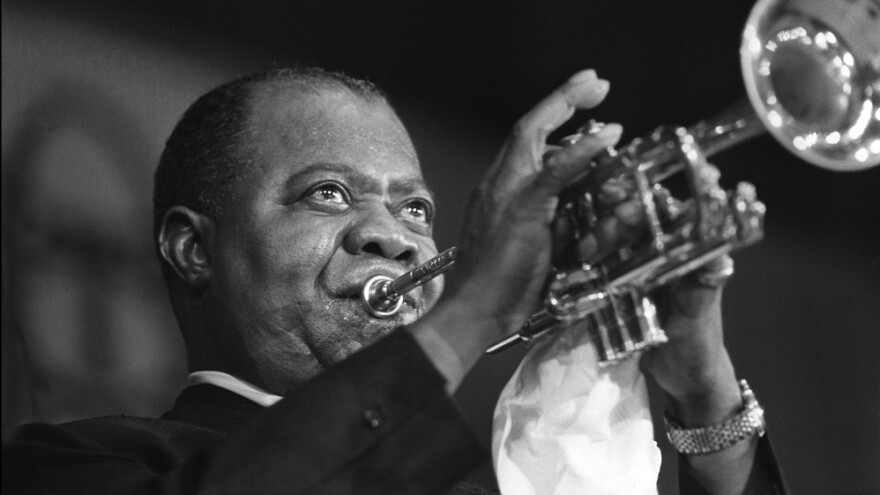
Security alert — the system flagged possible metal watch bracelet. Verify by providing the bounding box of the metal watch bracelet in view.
[665,379,766,455]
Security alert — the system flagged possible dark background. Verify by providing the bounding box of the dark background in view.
[3,0,879,493]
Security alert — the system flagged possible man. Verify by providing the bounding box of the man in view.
[2,67,784,494]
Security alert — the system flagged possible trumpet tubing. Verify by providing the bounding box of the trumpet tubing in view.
[360,0,880,365]
[488,0,880,364]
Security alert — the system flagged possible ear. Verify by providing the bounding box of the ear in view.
[158,206,215,290]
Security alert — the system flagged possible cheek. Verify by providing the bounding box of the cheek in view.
[213,218,341,315]
[267,210,338,261]
[249,226,341,301]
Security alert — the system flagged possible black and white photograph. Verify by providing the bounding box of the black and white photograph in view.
[3,1,879,493]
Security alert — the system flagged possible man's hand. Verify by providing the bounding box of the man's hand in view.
[410,71,760,493]
[643,256,741,425]
[574,174,742,423]
[645,259,759,495]
[574,167,757,494]
[410,70,622,388]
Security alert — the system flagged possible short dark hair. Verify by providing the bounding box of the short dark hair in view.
[153,66,385,240]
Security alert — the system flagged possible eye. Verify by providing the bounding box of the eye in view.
[303,182,350,211]
[400,199,433,224]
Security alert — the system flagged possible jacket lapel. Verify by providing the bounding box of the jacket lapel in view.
[161,384,264,434]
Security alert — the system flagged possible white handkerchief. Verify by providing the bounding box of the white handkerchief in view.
[492,323,661,495]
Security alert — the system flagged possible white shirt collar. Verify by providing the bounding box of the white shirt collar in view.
[187,370,283,407]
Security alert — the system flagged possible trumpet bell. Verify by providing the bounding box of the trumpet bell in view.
[741,0,880,170]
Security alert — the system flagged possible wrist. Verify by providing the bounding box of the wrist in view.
[665,379,766,455]
[657,348,741,427]
[648,300,736,422]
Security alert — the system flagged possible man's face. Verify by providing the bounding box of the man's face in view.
[206,87,440,393]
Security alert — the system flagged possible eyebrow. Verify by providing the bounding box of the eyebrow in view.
[284,162,435,201]
[389,177,435,201]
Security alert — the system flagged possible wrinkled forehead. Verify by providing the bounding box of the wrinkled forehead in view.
[247,86,423,180]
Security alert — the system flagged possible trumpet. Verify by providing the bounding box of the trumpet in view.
[487,0,880,362]
[361,247,457,317]
[363,0,880,364]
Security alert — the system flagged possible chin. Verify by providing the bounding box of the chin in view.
[312,298,424,365]
[329,339,367,363]
[356,316,404,342]
[332,297,423,331]
[321,320,394,366]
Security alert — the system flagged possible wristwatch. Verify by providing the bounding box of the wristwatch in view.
[665,379,766,455]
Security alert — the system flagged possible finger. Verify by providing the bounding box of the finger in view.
[543,121,622,169]
[573,232,599,263]
[532,123,623,197]
[542,144,565,156]
[551,212,577,264]
[689,254,735,289]
[495,71,611,187]
[573,198,651,263]
[517,70,609,142]
[576,216,629,263]
[663,254,733,318]
[614,198,645,227]
[595,178,634,207]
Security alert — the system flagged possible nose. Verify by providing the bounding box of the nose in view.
[343,206,421,264]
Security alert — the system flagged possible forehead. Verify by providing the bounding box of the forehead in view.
[247,86,424,185]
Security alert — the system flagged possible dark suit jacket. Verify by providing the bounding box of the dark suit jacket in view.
[2,328,785,494]
[3,329,487,494]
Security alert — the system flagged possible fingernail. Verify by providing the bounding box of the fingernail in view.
[600,182,625,193]
[568,69,597,84]
[617,201,643,226]
[590,79,610,95]
[594,123,622,142]
[599,183,627,200]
